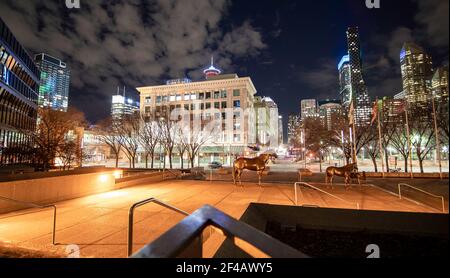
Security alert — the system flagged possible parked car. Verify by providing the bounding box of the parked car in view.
[208,162,223,169]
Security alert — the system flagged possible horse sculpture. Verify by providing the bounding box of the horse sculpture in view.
[233,153,278,186]
[325,163,358,189]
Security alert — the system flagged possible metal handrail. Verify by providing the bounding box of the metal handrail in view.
[294,182,360,210]
[0,196,57,245]
[128,197,189,257]
[398,183,446,213]
[132,205,307,258]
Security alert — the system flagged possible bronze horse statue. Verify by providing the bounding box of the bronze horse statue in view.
[233,153,278,186]
[325,163,358,189]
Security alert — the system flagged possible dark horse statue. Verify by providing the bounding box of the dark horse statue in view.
[233,153,278,186]
[325,163,358,189]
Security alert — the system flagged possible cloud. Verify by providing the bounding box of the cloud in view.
[298,58,338,99]
[414,0,449,49]
[0,0,266,122]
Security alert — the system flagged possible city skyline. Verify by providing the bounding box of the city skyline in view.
[0,0,448,126]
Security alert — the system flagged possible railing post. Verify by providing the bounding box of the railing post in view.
[52,206,57,245]
[294,183,298,206]
[128,205,135,257]
[398,184,402,200]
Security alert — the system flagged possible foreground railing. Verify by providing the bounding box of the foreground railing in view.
[398,183,446,213]
[128,198,189,256]
[0,196,57,245]
[294,182,360,210]
[131,205,307,258]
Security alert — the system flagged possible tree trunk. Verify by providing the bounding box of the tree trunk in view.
[418,158,425,173]
[145,153,149,169]
[384,149,390,172]
[169,149,173,169]
[371,156,378,173]
[180,153,184,169]
[402,154,408,173]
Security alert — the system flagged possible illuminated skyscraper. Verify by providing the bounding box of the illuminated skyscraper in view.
[300,99,318,120]
[1,17,40,164]
[346,27,371,126]
[287,114,301,145]
[338,55,352,108]
[400,42,433,108]
[35,53,70,112]
[111,87,140,121]
[431,66,448,101]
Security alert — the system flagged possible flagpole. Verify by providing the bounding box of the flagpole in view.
[376,100,386,177]
[431,96,443,179]
[405,107,414,179]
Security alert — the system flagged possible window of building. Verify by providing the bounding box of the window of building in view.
[233,134,241,142]
[214,102,220,109]
[156,96,162,104]
[206,103,211,109]
[190,93,197,100]
[221,90,227,98]
[233,100,241,108]
[184,94,190,101]
[199,93,205,100]
[206,92,211,99]
[184,104,190,111]
[145,97,152,104]
[176,94,182,101]
[214,91,220,99]
[234,123,241,131]
[201,103,205,110]
[221,102,227,109]
[233,89,240,97]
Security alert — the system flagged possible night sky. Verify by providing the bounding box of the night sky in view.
[0,0,448,128]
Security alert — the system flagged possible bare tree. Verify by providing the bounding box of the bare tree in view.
[158,118,178,169]
[23,107,86,171]
[390,124,411,173]
[116,114,141,169]
[410,115,435,173]
[138,116,161,169]
[95,117,122,168]
[183,113,221,168]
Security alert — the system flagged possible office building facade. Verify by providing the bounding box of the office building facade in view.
[137,71,258,163]
[111,92,140,121]
[432,66,449,101]
[35,53,70,112]
[400,43,433,106]
[300,99,318,120]
[254,96,280,147]
[319,102,343,131]
[287,114,301,145]
[346,27,371,126]
[338,55,352,108]
[0,17,40,164]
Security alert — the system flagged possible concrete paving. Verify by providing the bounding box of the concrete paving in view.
[0,179,443,258]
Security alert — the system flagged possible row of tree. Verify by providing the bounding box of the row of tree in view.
[95,112,221,169]
[292,101,449,173]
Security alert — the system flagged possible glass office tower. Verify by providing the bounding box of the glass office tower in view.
[35,53,70,112]
[346,27,371,126]
[0,17,40,164]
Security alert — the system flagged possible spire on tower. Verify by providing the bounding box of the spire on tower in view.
[203,55,221,79]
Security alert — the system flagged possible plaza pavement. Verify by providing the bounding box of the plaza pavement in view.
[0,179,445,258]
